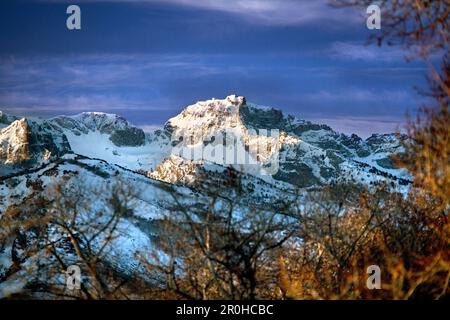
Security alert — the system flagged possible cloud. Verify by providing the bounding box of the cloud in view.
[0,91,153,112]
[330,42,407,62]
[304,87,413,103]
[0,51,427,138]
[157,0,359,25]
[0,53,253,115]
[49,0,363,26]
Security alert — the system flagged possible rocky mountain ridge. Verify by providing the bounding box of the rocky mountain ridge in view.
[0,96,412,297]
[0,95,410,187]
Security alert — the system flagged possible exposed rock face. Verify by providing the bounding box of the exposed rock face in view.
[28,122,72,159]
[240,105,285,130]
[110,128,145,147]
[0,118,30,165]
[50,112,145,147]
[149,155,200,184]
[0,117,72,175]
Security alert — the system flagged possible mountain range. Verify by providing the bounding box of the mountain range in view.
[0,95,411,296]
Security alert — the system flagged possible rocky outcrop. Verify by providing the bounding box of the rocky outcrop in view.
[149,155,200,184]
[0,116,72,175]
[0,118,30,165]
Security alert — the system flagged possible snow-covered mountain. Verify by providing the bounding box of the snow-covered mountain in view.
[1,95,410,186]
[156,95,410,187]
[0,95,412,296]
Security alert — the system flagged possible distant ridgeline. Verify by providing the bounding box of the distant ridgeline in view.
[0,96,411,188]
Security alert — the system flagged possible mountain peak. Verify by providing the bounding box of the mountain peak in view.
[185,95,246,113]
[165,95,247,133]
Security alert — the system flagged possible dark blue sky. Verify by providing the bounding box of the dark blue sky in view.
[0,0,432,137]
